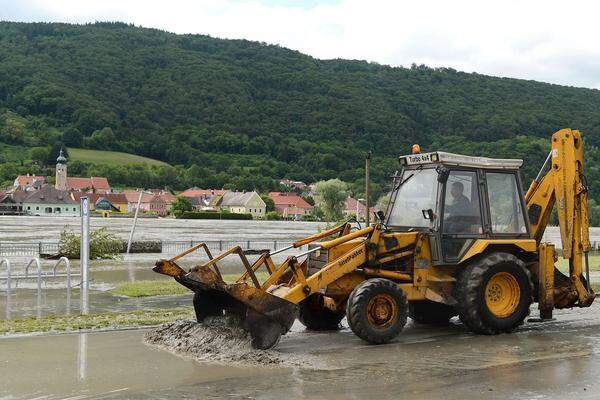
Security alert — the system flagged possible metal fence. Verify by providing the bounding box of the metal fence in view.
[161,240,296,254]
[0,242,60,256]
[0,239,298,257]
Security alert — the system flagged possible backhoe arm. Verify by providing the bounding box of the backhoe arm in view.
[525,128,593,308]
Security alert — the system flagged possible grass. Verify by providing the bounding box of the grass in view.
[0,308,193,335]
[110,272,271,297]
[68,147,170,167]
[111,280,190,297]
[555,253,600,273]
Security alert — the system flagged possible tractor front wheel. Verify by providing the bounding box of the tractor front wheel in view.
[454,252,532,334]
[346,278,408,344]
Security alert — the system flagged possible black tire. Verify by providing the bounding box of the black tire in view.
[193,291,223,322]
[299,294,344,331]
[346,278,408,344]
[454,252,532,335]
[409,300,456,325]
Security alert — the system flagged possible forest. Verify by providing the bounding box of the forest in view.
[1,21,600,205]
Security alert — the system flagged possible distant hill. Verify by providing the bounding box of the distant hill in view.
[1,21,600,202]
[68,148,169,167]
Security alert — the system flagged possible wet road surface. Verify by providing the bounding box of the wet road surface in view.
[3,304,600,399]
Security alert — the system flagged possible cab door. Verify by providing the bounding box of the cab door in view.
[440,169,485,261]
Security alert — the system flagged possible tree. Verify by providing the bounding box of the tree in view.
[261,195,275,212]
[265,211,280,220]
[315,179,348,221]
[170,196,193,217]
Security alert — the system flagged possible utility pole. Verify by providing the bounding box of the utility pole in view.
[127,190,144,253]
[365,151,372,226]
[80,196,89,315]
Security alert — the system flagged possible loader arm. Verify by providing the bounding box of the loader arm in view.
[525,128,594,308]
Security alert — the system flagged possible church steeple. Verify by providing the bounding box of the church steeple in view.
[57,148,67,164]
[55,148,67,191]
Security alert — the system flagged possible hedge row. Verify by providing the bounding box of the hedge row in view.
[178,212,253,220]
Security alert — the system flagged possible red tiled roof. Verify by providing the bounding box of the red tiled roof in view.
[180,188,229,198]
[71,192,128,204]
[14,175,45,187]
[157,192,176,203]
[66,177,110,190]
[122,190,155,203]
[269,192,312,209]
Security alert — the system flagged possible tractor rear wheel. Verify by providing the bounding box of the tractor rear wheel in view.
[346,278,408,344]
[454,252,532,334]
[409,300,456,325]
[299,294,344,331]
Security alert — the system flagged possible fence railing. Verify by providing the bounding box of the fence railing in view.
[0,240,298,257]
[161,240,296,254]
[1,257,78,319]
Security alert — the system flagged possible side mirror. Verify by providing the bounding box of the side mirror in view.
[436,165,450,183]
[376,210,386,222]
[422,209,435,220]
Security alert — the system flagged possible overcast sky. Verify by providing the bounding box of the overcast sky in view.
[2,0,599,89]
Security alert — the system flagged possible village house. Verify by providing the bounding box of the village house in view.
[279,179,307,192]
[344,196,377,221]
[220,191,266,218]
[269,192,313,220]
[13,174,45,191]
[65,177,111,193]
[189,195,220,212]
[22,185,80,216]
[123,189,175,216]
[180,187,229,199]
[0,188,29,214]
[71,192,129,213]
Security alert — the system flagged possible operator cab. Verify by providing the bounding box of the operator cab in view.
[385,151,530,263]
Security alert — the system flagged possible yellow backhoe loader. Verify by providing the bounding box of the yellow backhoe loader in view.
[154,128,594,349]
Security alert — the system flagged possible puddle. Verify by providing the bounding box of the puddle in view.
[145,317,325,369]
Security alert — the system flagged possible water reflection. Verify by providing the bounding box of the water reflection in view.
[78,332,88,381]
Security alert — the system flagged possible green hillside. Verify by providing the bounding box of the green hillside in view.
[1,21,600,202]
[68,147,169,166]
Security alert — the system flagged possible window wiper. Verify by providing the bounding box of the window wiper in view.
[394,166,422,190]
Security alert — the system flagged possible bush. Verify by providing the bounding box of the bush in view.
[177,211,252,220]
[265,211,280,220]
[58,226,122,259]
[300,214,317,221]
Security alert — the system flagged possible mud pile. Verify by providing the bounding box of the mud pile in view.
[144,317,318,368]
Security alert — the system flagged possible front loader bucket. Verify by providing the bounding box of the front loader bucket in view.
[154,259,297,349]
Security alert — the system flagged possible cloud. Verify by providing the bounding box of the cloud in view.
[1,0,600,88]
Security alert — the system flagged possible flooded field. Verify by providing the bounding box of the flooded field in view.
[0,215,323,242]
[3,304,600,399]
[1,214,599,247]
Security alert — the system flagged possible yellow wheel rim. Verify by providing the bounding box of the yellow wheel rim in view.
[485,272,520,318]
[367,293,398,328]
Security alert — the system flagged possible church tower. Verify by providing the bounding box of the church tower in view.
[55,148,67,191]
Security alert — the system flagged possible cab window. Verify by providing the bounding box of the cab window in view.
[486,172,526,234]
[442,170,483,261]
[442,170,482,234]
[387,168,438,228]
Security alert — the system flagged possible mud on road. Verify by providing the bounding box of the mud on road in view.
[144,317,324,369]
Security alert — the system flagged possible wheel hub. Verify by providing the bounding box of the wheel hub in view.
[367,293,398,328]
[485,272,520,318]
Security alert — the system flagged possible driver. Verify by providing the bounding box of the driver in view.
[445,181,474,233]
[445,181,471,217]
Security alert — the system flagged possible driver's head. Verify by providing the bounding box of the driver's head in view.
[451,182,464,199]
